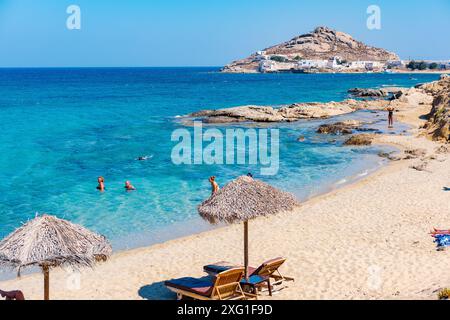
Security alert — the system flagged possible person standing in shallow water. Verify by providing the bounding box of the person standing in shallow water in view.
[386,105,395,128]
[209,176,219,195]
[97,176,105,192]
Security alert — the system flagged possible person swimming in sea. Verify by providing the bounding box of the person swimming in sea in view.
[136,155,153,161]
[209,176,219,195]
[125,181,136,191]
[97,176,105,192]
[386,105,395,128]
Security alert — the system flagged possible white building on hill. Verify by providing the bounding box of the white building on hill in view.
[259,60,276,72]
[387,60,405,68]
[349,61,383,70]
[255,51,268,61]
[297,59,328,69]
[441,61,450,69]
[259,60,297,73]
[327,56,342,69]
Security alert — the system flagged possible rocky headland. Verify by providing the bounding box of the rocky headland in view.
[185,99,390,124]
[222,26,399,73]
[418,75,450,141]
[183,77,449,146]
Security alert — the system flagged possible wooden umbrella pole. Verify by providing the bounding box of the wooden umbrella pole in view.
[244,220,249,281]
[43,265,50,300]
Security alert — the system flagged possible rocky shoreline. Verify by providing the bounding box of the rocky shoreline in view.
[418,75,450,141]
[182,76,449,145]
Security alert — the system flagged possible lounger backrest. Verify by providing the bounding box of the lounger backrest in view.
[211,267,244,299]
[253,257,286,277]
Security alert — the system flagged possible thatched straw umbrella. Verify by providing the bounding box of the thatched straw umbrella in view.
[198,176,299,280]
[0,214,112,300]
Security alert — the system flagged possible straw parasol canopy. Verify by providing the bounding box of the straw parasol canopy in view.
[198,175,299,279]
[0,214,112,300]
[199,175,299,224]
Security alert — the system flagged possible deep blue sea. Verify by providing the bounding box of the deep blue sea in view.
[0,68,440,250]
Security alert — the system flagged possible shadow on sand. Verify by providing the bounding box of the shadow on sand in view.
[138,281,176,300]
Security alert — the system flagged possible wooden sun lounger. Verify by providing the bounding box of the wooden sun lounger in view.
[0,289,25,300]
[164,267,257,300]
[203,257,294,296]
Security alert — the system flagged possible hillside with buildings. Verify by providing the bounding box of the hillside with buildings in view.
[221,26,402,73]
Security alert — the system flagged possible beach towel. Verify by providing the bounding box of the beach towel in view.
[434,234,450,248]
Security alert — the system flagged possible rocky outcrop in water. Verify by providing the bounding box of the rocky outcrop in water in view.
[348,88,387,98]
[316,120,362,135]
[343,134,374,146]
[348,87,408,99]
[186,100,390,124]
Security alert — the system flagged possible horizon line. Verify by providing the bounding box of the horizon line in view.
[1,57,449,69]
[0,66,224,69]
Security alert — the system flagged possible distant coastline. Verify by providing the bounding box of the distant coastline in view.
[221,26,450,75]
[219,69,450,75]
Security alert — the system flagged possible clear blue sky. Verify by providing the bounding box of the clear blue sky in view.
[0,0,449,67]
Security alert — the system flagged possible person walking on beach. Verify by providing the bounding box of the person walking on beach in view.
[209,176,219,195]
[386,105,395,128]
[97,176,105,192]
[125,180,136,191]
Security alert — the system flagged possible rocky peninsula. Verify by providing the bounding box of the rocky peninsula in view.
[186,100,389,124]
[222,26,399,74]
[184,76,449,144]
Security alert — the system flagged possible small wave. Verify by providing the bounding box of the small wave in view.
[357,170,368,177]
[336,179,347,185]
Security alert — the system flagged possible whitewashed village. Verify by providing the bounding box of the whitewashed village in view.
[221,26,450,74]
[256,51,450,73]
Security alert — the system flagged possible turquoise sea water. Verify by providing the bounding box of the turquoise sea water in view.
[0,68,440,250]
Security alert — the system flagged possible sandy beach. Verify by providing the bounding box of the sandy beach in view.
[1,83,449,300]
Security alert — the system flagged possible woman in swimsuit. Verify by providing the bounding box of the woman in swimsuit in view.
[209,176,219,195]
[387,106,395,128]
